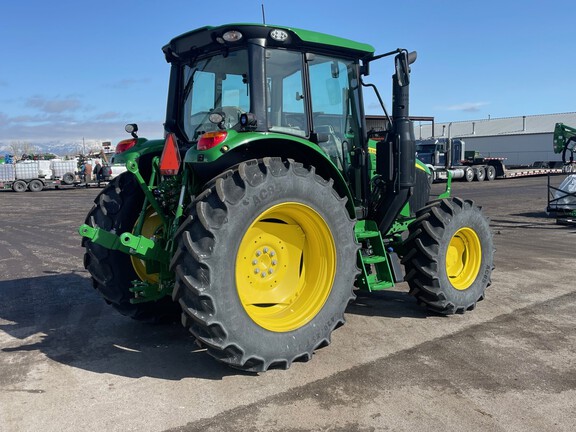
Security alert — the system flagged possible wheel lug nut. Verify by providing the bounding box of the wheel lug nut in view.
[270,251,275,257]
[255,250,261,257]
[252,259,258,265]
[254,269,260,274]
[268,269,273,275]
[272,260,277,266]
[263,247,269,253]
[261,272,266,278]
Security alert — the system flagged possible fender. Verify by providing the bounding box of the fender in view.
[110,138,165,165]
[185,130,358,217]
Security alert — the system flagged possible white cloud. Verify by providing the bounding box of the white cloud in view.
[0,110,164,155]
[108,78,150,89]
[25,95,83,114]
[442,102,490,112]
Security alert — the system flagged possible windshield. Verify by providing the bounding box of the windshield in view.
[416,144,438,153]
[182,49,250,141]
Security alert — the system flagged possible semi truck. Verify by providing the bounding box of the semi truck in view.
[417,137,564,183]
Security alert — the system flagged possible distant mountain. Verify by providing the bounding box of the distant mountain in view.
[0,140,115,157]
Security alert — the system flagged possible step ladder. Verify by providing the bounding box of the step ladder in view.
[354,220,395,291]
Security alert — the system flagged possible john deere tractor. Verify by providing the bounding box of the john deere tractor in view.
[80,24,494,372]
[553,122,576,171]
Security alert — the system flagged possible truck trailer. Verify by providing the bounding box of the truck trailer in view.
[0,160,77,192]
[417,137,564,183]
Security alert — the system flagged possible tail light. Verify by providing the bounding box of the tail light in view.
[197,131,227,150]
[115,138,137,154]
[160,133,181,176]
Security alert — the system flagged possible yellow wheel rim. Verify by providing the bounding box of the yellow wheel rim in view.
[446,227,482,290]
[130,207,161,284]
[235,202,336,332]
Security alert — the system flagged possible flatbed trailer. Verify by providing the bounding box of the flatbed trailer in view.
[431,158,564,182]
[500,166,564,178]
[0,178,77,192]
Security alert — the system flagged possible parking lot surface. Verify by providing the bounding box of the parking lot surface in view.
[1,175,575,431]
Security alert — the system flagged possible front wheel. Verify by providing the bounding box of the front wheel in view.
[171,158,358,371]
[402,197,494,314]
[82,172,180,322]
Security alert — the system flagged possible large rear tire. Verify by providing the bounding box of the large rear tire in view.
[82,172,180,322]
[171,158,358,371]
[402,197,494,315]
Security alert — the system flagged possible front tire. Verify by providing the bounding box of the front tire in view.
[82,172,180,322]
[402,197,494,314]
[171,158,358,371]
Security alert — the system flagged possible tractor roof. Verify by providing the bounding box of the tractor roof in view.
[163,23,375,62]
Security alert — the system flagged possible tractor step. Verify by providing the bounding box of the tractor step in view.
[361,254,387,264]
[355,230,381,239]
[354,220,395,292]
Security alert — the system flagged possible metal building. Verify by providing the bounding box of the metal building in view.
[416,112,576,166]
[366,112,576,166]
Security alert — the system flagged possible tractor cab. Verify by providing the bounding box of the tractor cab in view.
[162,24,375,207]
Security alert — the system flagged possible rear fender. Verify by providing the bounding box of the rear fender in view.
[185,131,357,217]
[110,138,165,166]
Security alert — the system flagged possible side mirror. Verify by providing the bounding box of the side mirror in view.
[394,51,417,87]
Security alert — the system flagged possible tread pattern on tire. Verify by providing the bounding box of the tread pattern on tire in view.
[401,197,494,315]
[171,157,359,372]
[82,173,180,322]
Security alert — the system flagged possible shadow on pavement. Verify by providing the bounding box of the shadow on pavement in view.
[346,288,429,319]
[0,273,249,381]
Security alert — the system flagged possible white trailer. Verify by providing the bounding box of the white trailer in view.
[0,160,77,192]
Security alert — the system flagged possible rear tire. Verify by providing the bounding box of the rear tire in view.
[83,172,180,322]
[486,165,496,181]
[12,180,27,192]
[464,167,474,182]
[402,197,494,314]
[28,179,43,192]
[474,167,485,181]
[171,158,358,371]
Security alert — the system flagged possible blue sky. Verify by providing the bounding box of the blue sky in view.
[1,0,575,151]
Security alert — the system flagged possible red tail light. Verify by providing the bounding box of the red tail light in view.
[197,131,227,150]
[115,138,137,154]
[160,133,181,176]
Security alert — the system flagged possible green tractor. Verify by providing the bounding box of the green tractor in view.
[80,24,494,372]
[553,122,576,171]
